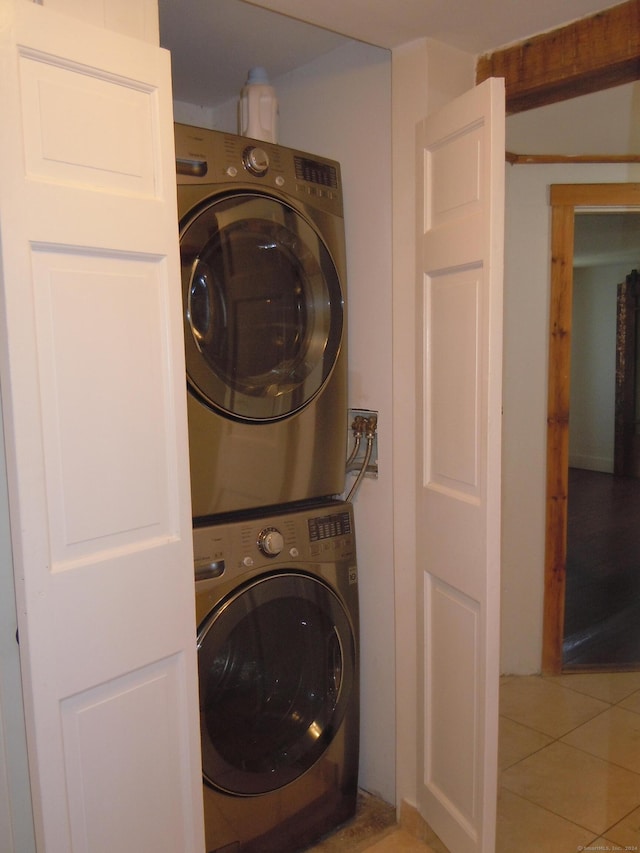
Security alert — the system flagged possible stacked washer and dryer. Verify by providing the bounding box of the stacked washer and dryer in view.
[175,123,359,853]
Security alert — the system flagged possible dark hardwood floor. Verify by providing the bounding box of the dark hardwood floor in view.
[563,467,640,669]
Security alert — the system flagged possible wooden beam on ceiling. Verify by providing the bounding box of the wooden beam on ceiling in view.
[506,152,640,164]
[476,0,640,114]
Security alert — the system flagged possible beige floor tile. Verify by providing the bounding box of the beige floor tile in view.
[620,689,640,715]
[589,837,625,849]
[548,671,640,705]
[306,791,396,852]
[562,706,640,774]
[501,741,640,835]
[500,675,609,738]
[422,836,450,853]
[604,803,640,848]
[496,788,597,853]
[499,716,554,770]
[362,829,435,852]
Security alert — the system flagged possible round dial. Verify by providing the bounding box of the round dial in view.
[257,527,284,557]
[243,146,269,176]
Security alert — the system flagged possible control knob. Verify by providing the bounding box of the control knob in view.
[257,526,284,557]
[243,145,269,176]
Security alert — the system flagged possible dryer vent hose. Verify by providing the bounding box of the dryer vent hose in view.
[346,415,377,502]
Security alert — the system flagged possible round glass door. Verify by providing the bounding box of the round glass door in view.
[197,572,356,796]
[180,192,344,422]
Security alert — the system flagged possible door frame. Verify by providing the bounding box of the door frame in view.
[542,182,640,674]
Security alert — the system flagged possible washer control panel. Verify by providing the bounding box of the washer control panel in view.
[193,502,355,582]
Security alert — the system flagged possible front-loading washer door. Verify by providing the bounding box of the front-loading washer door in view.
[180,192,344,422]
[197,572,356,796]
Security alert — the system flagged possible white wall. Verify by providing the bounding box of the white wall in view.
[500,159,638,675]
[570,263,624,472]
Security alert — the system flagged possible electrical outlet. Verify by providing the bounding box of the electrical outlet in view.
[346,408,378,477]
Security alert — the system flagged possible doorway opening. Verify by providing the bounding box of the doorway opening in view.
[542,183,640,674]
[565,260,640,666]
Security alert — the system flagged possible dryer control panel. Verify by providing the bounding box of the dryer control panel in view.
[174,122,344,217]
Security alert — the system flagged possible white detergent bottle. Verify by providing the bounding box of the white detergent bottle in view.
[239,67,278,144]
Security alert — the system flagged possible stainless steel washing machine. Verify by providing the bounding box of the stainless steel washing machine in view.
[193,499,359,853]
[176,124,348,520]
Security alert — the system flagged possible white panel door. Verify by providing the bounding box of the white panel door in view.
[415,78,504,853]
[0,2,204,852]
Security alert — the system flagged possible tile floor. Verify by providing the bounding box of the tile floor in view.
[498,671,640,852]
[313,672,640,853]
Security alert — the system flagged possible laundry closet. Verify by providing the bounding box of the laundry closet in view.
[160,1,396,810]
[0,6,397,852]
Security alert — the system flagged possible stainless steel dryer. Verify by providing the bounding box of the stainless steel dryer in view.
[176,124,348,519]
[194,500,359,853]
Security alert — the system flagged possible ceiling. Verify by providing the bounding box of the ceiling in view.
[158,0,627,112]
[240,0,625,53]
